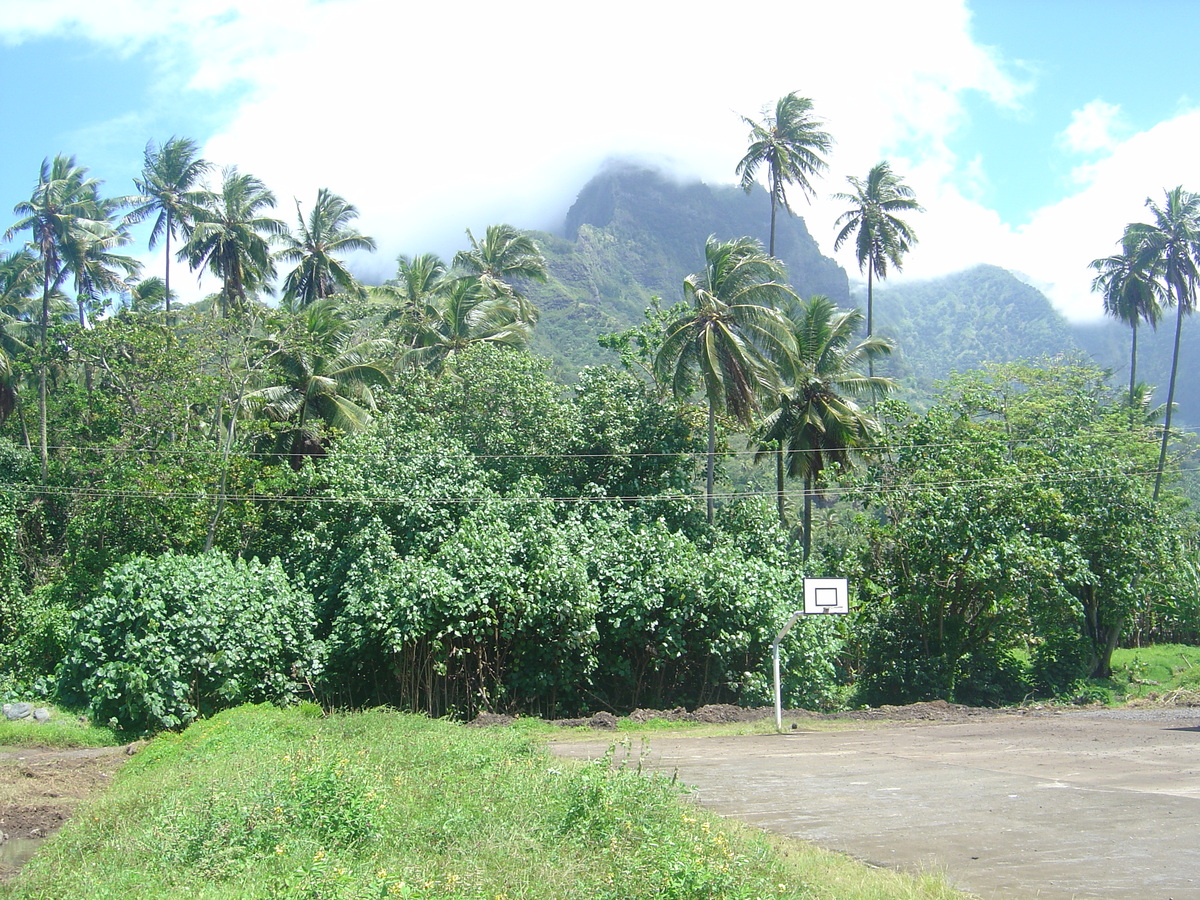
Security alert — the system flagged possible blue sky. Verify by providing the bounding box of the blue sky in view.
[2,0,1199,320]
[962,0,1200,224]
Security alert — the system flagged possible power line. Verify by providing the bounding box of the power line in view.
[30,422,1200,464]
[0,465,1168,508]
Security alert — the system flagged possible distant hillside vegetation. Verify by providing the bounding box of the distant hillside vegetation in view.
[526,163,848,376]
[869,265,1080,400]
[1073,315,1199,429]
[518,166,1194,429]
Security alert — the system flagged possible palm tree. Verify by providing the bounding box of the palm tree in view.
[392,253,447,306]
[1089,226,1164,411]
[182,167,286,317]
[247,298,391,469]
[277,188,377,310]
[124,276,166,314]
[129,137,211,321]
[1125,186,1200,500]
[0,250,39,318]
[62,197,142,327]
[756,296,894,555]
[452,224,547,322]
[0,252,39,432]
[377,252,447,326]
[654,236,797,524]
[832,161,922,377]
[736,93,833,257]
[5,155,108,476]
[404,276,532,374]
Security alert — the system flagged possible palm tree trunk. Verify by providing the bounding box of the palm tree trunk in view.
[38,361,48,481]
[802,474,813,561]
[707,402,716,525]
[1128,320,1138,409]
[776,445,786,529]
[38,262,50,481]
[290,389,312,471]
[164,209,172,325]
[205,398,239,553]
[866,265,875,381]
[1153,290,1188,501]
[768,181,778,258]
[18,401,30,451]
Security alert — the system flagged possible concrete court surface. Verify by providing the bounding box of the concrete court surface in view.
[552,707,1200,900]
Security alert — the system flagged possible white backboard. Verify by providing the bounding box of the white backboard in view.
[803,578,849,615]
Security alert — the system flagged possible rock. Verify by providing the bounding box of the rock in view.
[3,702,32,721]
[32,708,50,723]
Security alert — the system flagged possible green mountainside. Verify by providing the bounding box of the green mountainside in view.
[525,164,848,376]
[868,265,1081,400]
[520,166,1194,426]
[1073,316,1198,429]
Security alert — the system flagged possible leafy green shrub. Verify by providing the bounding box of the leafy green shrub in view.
[1030,629,1093,695]
[0,494,26,639]
[58,551,322,733]
[854,606,955,706]
[855,606,1031,707]
[266,399,841,718]
[952,648,1030,706]
[0,584,73,693]
[1071,682,1115,705]
[324,500,601,717]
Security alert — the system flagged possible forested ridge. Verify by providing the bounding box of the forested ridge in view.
[1,101,1197,734]
[525,164,850,377]
[522,167,1198,429]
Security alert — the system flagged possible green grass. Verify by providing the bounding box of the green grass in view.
[0,703,122,749]
[1100,644,1200,700]
[0,704,969,900]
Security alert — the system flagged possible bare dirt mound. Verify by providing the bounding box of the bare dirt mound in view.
[472,699,1049,730]
[0,746,128,881]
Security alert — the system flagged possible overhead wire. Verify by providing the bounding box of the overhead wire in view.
[31,420,1200,463]
[0,463,1170,507]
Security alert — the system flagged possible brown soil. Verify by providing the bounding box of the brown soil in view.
[472,698,1070,730]
[0,746,129,881]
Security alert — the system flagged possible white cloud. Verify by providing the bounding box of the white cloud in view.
[1011,110,1200,320]
[1060,99,1125,155]
[873,107,1200,322]
[6,0,1084,315]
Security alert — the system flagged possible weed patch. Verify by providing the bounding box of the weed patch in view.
[0,704,121,749]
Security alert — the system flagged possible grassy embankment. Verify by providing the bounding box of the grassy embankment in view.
[0,704,967,900]
[3,644,1197,898]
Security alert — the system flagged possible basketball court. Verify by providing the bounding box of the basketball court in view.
[553,707,1200,899]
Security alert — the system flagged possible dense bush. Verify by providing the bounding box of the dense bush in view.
[853,363,1194,701]
[58,551,321,733]
[314,480,842,717]
[323,500,601,716]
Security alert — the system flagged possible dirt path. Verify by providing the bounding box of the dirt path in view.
[552,706,1200,900]
[0,746,128,881]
